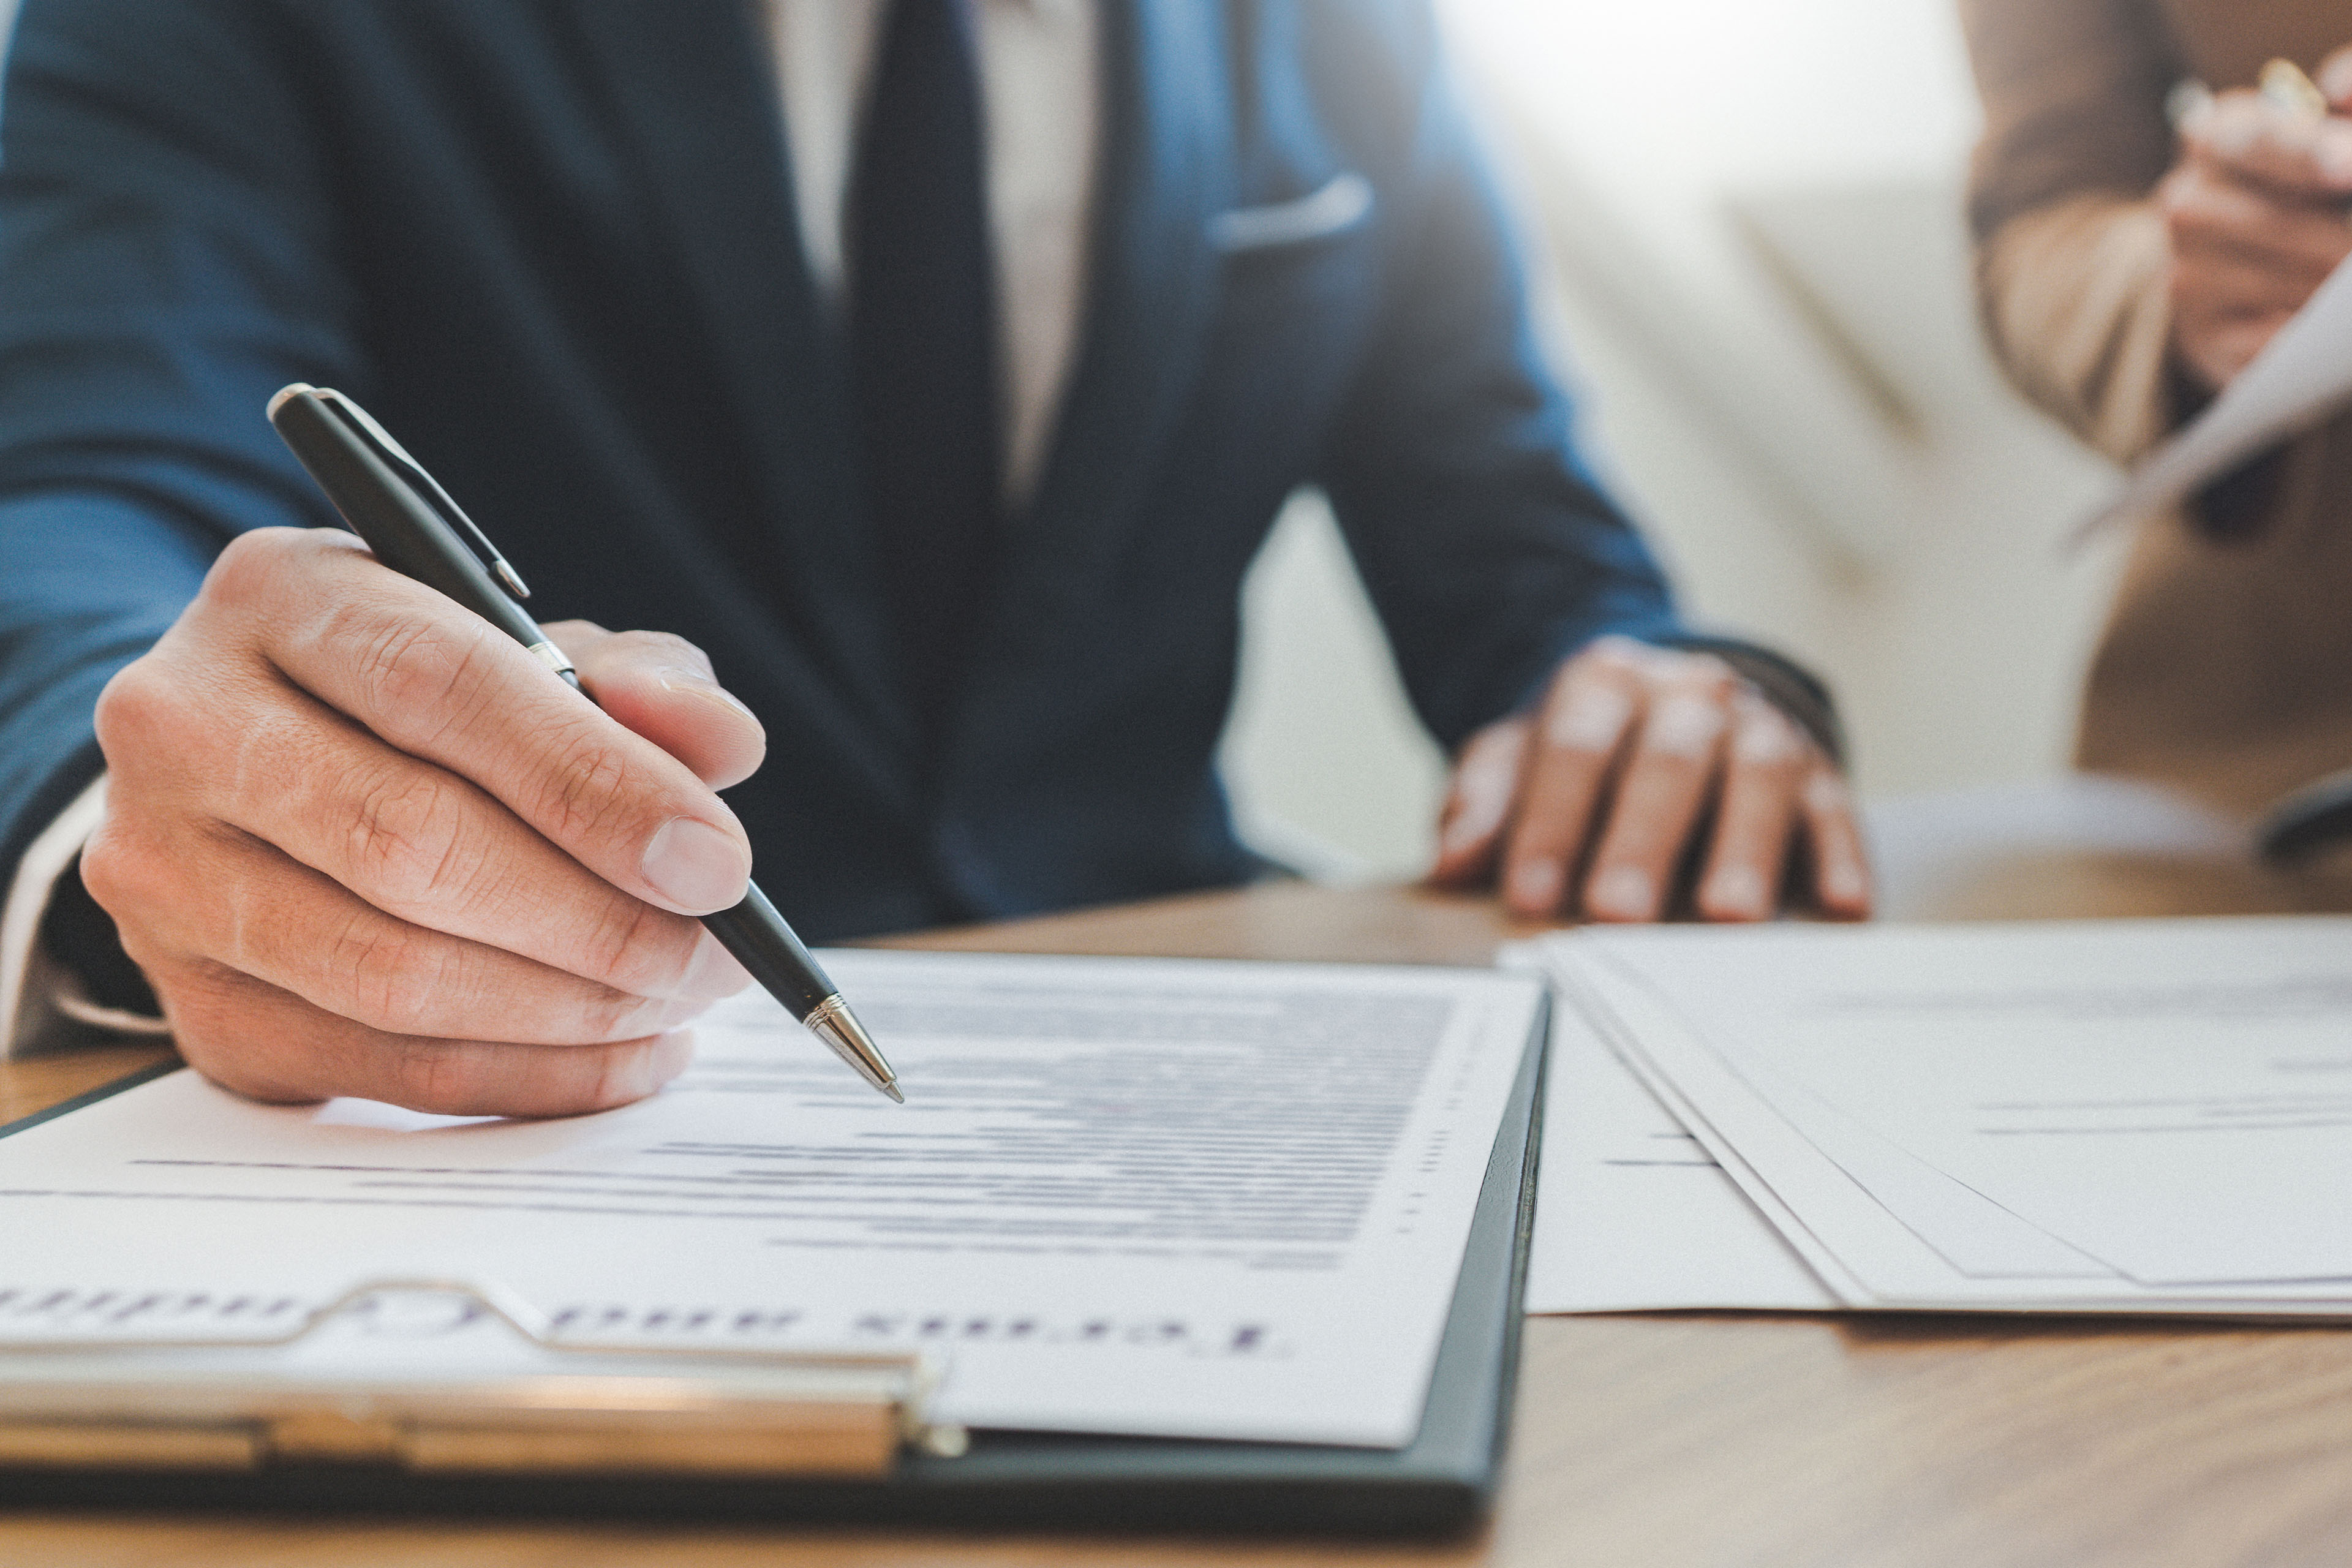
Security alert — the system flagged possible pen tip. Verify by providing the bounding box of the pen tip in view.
[804,996,903,1102]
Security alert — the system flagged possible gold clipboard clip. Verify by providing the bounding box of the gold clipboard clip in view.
[0,1278,967,1477]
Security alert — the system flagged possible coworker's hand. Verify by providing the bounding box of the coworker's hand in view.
[1428,638,1870,923]
[81,527,767,1117]
[2162,61,2352,391]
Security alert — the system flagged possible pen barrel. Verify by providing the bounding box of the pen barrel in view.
[701,883,837,1020]
[269,392,548,654]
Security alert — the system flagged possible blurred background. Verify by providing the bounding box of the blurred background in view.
[1218,0,2135,883]
[0,0,2134,889]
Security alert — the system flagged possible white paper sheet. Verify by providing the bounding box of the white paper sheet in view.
[1550,921,2352,1314]
[1518,982,1833,1314]
[2095,248,2352,531]
[0,951,1543,1447]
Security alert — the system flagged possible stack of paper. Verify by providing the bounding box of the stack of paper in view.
[1523,918,2352,1317]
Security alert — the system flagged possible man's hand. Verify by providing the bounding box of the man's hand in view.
[1428,638,1869,923]
[80,527,767,1117]
[2162,58,2352,393]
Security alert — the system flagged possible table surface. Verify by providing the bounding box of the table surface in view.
[13,781,2352,1567]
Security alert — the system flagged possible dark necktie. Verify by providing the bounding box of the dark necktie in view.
[847,0,1002,745]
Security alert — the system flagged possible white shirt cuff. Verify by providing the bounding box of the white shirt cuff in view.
[0,774,170,1057]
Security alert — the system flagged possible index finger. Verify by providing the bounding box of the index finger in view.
[215,528,753,917]
[1496,642,1648,918]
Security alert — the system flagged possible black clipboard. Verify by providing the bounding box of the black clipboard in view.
[0,1000,1545,1537]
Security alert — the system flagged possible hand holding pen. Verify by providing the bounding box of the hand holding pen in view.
[2162,55,2352,394]
[73,386,894,1115]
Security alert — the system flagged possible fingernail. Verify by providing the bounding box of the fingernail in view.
[1588,865,1656,921]
[657,666,759,722]
[1822,862,1869,907]
[680,929,752,997]
[2324,56,2352,104]
[641,816,751,913]
[1508,858,1562,911]
[1704,865,1768,919]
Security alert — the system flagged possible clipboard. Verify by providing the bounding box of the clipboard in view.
[0,1003,1546,1536]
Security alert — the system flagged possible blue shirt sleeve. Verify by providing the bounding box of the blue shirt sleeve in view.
[1314,26,1683,751]
[0,0,355,882]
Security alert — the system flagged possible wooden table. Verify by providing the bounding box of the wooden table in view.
[13,783,2352,1566]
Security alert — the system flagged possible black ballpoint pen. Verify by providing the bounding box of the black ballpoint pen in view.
[266,383,902,1103]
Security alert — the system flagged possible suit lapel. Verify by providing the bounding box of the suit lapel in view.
[573,1,922,797]
[1000,0,1236,606]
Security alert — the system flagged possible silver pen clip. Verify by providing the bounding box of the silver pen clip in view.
[306,387,534,604]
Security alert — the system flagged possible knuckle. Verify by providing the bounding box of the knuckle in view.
[1641,694,1730,760]
[1460,718,1529,782]
[532,715,652,848]
[391,1040,478,1114]
[586,1047,627,1112]
[1658,652,1736,701]
[91,656,183,764]
[205,527,302,605]
[578,897,693,997]
[345,766,477,910]
[1544,685,1636,756]
[326,911,445,1031]
[337,604,501,738]
[1738,734,1806,778]
[1575,635,1647,677]
[579,986,660,1043]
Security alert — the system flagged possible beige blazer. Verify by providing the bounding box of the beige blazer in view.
[1963,0,2352,814]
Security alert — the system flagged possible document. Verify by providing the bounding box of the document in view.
[1536,920,2352,1315]
[0,951,1544,1447]
[1517,981,1833,1314]
[2095,249,2352,532]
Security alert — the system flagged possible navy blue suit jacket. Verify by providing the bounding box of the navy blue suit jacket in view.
[0,1,1770,943]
